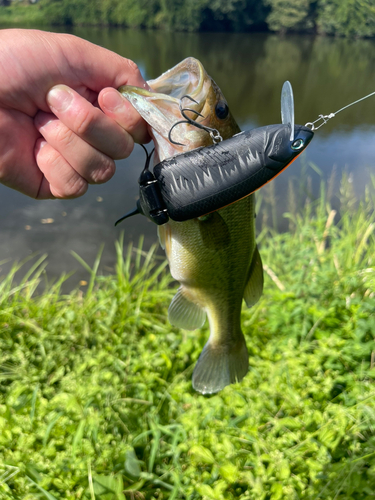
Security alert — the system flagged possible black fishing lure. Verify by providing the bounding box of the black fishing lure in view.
[115,81,374,226]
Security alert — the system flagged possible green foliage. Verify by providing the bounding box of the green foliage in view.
[43,0,270,31]
[265,0,315,32]
[108,0,158,28]
[317,0,375,37]
[1,179,375,498]
[2,0,375,37]
[200,0,268,32]
[155,0,206,31]
[41,0,108,26]
[0,1,46,26]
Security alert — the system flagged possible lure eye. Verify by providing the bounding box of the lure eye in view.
[215,101,229,120]
[291,138,305,150]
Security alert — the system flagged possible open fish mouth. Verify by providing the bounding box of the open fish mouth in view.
[119,57,222,160]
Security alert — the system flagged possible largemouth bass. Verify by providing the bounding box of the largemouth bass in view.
[120,58,263,394]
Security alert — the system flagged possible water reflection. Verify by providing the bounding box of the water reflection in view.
[0,149,157,289]
[72,28,375,129]
[1,28,375,286]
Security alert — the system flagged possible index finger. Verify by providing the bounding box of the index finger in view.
[46,84,136,159]
[99,88,151,144]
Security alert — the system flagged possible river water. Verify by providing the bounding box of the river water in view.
[1,27,375,287]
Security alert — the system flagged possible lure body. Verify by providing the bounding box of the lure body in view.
[153,124,313,222]
[131,123,313,225]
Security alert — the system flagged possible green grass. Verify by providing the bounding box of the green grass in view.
[0,3,46,27]
[1,176,375,499]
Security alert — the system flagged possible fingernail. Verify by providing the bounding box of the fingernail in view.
[101,90,126,112]
[34,111,54,131]
[36,138,47,150]
[47,85,73,112]
[34,138,47,157]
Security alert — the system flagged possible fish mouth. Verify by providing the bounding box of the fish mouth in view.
[119,57,215,160]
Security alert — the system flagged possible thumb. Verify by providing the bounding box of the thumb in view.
[61,34,152,142]
[65,34,147,91]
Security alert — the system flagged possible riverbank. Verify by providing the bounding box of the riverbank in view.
[1,0,375,38]
[0,3,45,27]
[1,182,375,499]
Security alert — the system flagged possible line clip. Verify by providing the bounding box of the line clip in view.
[305,90,375,131]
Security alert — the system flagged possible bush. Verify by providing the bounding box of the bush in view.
[317,0,375,37]
[265,0,315,32]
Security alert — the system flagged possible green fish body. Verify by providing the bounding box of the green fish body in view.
[120,57,263,394]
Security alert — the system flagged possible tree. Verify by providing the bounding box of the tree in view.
[201,0,268,31]
[265,0,315,32]
[317,0,375,37]
[155,0,206,31]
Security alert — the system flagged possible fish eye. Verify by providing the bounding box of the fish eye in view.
[215,101,229,120]
[291,138,305,150]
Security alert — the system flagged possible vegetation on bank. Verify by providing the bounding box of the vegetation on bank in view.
[0,0,45,26]
[1,175,375,499]
[1,0,375,37]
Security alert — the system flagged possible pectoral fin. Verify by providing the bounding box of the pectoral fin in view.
[157,223,172,257]
[168,287,206,330]
[244,246,264,307]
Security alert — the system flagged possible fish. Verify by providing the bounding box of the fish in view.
[119,57,264,394]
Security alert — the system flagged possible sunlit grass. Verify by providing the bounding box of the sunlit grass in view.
[0,3,46,27]
[1,176,375,499]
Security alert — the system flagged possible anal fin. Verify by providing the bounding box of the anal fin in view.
[244,246,264,307]
[168,287,206,330]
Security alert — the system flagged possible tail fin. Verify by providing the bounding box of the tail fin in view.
[192,334,249,394]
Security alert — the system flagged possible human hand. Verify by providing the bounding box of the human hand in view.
[0,29,151,199]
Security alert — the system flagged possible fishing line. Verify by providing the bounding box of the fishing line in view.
[305,90,375,131]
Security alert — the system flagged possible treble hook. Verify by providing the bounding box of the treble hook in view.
[168,95,223,146]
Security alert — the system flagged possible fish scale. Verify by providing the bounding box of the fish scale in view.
[163,195,257,394]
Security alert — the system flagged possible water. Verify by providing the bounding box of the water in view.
[1,28,375,287]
